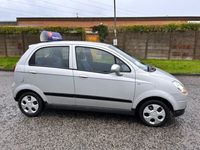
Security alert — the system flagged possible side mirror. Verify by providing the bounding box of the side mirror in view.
[111,64,122,76]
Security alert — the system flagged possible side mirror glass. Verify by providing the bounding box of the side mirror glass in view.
[111,64,122,76]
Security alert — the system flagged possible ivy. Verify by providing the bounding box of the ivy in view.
[92,24,108,42]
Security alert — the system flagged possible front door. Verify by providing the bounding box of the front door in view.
[73,46,135,110]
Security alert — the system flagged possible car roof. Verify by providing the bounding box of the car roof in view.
[29,41,111,49]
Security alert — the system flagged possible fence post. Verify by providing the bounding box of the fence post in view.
[193,31,197,60]
[21,32,26,54]
[4,34,8,57]
[168,32,172,60]
[144,33,149,59]
[122,32,126,50]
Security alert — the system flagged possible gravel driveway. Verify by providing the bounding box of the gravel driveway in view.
[0,71,200,150]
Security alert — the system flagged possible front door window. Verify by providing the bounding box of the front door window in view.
[75,46,130,73]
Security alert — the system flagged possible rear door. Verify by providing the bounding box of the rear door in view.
[73,46,135,111]
[24,45,75,106]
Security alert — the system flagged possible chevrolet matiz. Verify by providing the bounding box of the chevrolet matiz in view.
[12,31,188,127]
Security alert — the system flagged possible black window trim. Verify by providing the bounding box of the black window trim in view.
[75,46,131,74]
[28,46,70,70]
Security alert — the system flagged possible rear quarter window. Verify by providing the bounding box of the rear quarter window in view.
[29,46,69,69]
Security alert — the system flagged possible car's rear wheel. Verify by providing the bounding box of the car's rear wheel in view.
[138,100,171,127]
[18,92,44,117]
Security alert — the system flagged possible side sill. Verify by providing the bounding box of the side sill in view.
[46,103,136,116]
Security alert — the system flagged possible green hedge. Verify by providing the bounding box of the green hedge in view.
[0,26,84,34]
[117,23,200,32]
[1,23,200,35]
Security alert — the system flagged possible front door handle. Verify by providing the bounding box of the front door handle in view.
[29,70,37,74]
[79,74,88,78]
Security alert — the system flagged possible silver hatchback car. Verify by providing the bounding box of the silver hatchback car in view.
[12,32,188,127]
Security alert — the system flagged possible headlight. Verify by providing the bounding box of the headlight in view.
[173,81,188,95]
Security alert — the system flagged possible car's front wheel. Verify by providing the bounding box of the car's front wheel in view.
[18,92,44,117]
[138,100,171,127]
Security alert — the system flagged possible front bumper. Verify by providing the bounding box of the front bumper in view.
[171,93,187,117]
[171,92,188,111]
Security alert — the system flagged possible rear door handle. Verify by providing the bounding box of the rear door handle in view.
[79,75,88,78]
[29,70,37,74]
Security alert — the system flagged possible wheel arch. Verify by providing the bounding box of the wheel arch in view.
[135,96,174,114]
[14,84,47,102]
[15,89,41,101]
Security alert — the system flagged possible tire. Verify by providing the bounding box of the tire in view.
[138,100,171,127]
[18,92,44,117]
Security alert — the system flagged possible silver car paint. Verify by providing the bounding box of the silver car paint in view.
[12,41,187,112]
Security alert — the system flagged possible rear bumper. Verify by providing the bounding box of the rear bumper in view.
[174,109,185,117]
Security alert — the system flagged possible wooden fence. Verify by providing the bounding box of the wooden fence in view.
[106,31,200,60]
[1,31,200,60]
[0,33,83,56]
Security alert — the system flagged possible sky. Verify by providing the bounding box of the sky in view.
[0,0,200,21]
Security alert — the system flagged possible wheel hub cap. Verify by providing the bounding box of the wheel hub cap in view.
[21,95,39,114]
[143,104,166,125]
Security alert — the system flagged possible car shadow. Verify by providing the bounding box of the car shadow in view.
[14,105,178,128]
[40,107,177,127]
[41,107,139,124]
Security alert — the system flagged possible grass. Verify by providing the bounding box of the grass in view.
[0,57,20,70]
[143,59,200,74]
[0,57,200,74]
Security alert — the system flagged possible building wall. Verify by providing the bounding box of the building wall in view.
[17,19,187,27]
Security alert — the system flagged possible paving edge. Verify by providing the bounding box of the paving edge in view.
[172,73,200,76]
[0,69,13,72]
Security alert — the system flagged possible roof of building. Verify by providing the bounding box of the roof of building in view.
[0,21,17,26]
[17,16,200,21]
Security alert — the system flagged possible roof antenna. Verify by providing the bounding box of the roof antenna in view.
[76,13,79,18]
